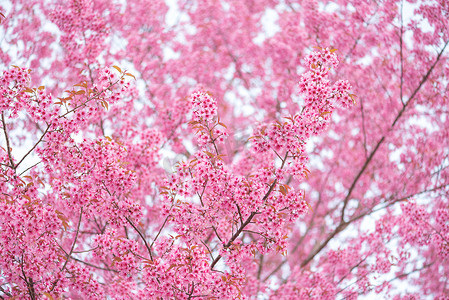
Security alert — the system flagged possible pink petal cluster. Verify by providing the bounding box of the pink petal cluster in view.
[1,0,449,299]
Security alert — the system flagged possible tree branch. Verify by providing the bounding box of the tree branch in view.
[1,112,14,168]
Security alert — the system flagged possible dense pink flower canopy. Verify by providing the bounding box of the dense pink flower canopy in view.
[0,0,448,299]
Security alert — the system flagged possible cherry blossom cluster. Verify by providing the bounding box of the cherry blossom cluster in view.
[189,91,227,146]
[64,263,105,299]
[160,79,315,289]
[139,241,241,299]
[332,79,353,108]
[40,135,140,224]
[0,67,32,117]
[93,228,139,275]
[3,0,448,298]
[435,208,449,259]
[304,47,339,73]
[0,197,61,299]
[0,46,352,299]
[48,0,109,67]
[299,47,355,116]
[252,120,307,154]
[252,48,354,182]
[191,91,217,123]
[399,201,449,259]
[274,269,337,299]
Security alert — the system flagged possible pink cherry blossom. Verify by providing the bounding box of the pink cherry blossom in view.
[1,0,448,299]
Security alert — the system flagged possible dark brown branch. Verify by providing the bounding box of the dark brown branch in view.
[341,38,449,223]
[1,112,14,168]
[300,221,348,268]
[18,161,41,176]
[61,207,83,271]
[125,217,154,261]
[51,207,83,291]
[340,136,385,223]
[149,215,170,250]
[210,152,288,270]
[70,255,119,273]
[20,257,36,300]
[14,125,49,170]
[0,286,11,298]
